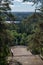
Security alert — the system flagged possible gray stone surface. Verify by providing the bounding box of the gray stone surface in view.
[9,46,43,65]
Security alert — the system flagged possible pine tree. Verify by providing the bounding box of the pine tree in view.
[0,0,15,65]
[23,0,43,55]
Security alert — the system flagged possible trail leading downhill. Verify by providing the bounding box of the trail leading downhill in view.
[9,46,43,65]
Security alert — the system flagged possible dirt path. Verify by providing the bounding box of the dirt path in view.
[9,46,43,65]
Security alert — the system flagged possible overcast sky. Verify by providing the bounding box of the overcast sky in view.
[9,0,41,12]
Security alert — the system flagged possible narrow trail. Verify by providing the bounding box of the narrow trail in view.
[9,46,43,65]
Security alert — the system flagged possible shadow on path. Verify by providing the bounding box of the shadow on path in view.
[12,55,34,57]
[9,59,22,65]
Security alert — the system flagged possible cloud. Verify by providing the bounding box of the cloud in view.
[22,2,33,5]
[11,0,33,5]
[14,0,23,2]
[9,0,35,12]
[10,3,35,12]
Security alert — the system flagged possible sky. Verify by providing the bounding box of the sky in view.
[9,0,41,12]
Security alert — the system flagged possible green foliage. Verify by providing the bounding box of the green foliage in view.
[0,0,15,65]
[0,1,43,64]
[3,10,43,56]
[0,22,10,65]
[27,22,43,55]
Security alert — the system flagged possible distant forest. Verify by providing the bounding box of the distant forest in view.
[7,12,40,21]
